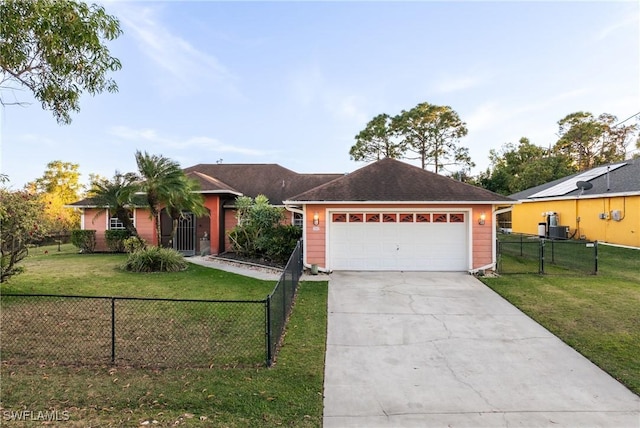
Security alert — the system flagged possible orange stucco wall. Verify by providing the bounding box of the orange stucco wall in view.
[224,208,237,252]
[302,203,495,271]
[83,208,108,251]
[134,210,157,246]
[472,205,493,268]
[82,208,156,251]
[203,195,221,254]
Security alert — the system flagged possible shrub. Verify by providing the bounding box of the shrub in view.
[264,224,302,264]
[228,195,287,260]
[105,230,130,253]
[122,246,187,272]
[70,230,96,253]
[123,236,146,253]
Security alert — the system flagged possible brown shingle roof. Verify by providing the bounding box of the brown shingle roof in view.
[186,171,241,194]
[183,164,343,204]
[286,158,514,203]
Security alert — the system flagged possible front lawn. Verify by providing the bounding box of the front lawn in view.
[481,244,640,396]
[0,244,328,427]
[1,244,274,300]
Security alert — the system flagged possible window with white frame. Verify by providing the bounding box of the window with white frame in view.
[109,210,135,230]
[293,212,303,228]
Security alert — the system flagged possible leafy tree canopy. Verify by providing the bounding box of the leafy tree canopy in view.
[393,102,472,173]
[1,188,48,282]
[479,137,576,195]
[28,160,82,232]
[0,0,122,124]
[350,114,405,162]
[349,102,473,174]
[553,112,637,171]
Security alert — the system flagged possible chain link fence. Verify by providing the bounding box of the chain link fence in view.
[1,241,304,368]
[266,239,303,366]
[0,295,265,368]
[497,233,598,275]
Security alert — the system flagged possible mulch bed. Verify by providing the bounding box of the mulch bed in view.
[214,252,285,270]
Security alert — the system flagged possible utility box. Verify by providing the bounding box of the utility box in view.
[538,222,546,237]
[611,210,622,221]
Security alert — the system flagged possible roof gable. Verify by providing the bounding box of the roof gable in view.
[287,158,513,203]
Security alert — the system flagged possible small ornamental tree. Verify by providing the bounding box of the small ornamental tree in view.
[228,195,300,263]
[0,188,48,282]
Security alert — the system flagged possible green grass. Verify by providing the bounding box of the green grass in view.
[482,244,640,396]
[1,244,328,427]
[2,244,274,300]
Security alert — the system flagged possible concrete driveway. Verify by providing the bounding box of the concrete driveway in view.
[323,271,640,427]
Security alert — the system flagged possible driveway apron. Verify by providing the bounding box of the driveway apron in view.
[323,271,640,427]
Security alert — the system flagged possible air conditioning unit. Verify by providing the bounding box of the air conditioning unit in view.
[549,226,569,239]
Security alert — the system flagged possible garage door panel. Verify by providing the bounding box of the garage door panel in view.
[329,212,468,271]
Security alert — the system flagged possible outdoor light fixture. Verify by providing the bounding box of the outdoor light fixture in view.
[479,213,486,225]
[313,212,320,226]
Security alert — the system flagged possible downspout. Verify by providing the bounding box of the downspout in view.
[470,205,514,274]
[285,204,332,273]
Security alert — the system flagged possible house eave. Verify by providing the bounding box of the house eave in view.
[283,199,517,205]
[195,190,243,196]
[64,204,146,209]
[520,191,640,203]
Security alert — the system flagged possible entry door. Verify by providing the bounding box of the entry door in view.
[174,213,196,256]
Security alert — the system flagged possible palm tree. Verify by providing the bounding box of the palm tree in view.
[135,151,200,247]
[88,172,142,242]
[166,176,209,245]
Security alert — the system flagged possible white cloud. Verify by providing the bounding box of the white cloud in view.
[334,95,368,124]
[466,88,589,133]
[289,64,324,107]
[433,75,485,94]
[288,64,369,126]
[465,102,503,132]
[112,3,238,96]
[110,126,268,156]
[16,133,58,148]
[595,13,639,41]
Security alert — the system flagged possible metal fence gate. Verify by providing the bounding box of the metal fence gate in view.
[174,212,196,256]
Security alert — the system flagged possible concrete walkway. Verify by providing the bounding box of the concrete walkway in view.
[186,255,329,282]
[323,271,640,427]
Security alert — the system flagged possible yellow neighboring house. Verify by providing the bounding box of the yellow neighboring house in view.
[509,158,640,248]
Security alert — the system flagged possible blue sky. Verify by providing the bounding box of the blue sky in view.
[1,1,638,190]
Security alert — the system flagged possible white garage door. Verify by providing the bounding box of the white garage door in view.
[329,212,468,271]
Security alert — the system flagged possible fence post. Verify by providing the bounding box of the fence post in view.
[520,234,523,257]
[265,296,272,366]
[551,239,555,264]
[282,270,287,321]
[111,297,116,365]
[594,241,598,274]
[539,239,545,274]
